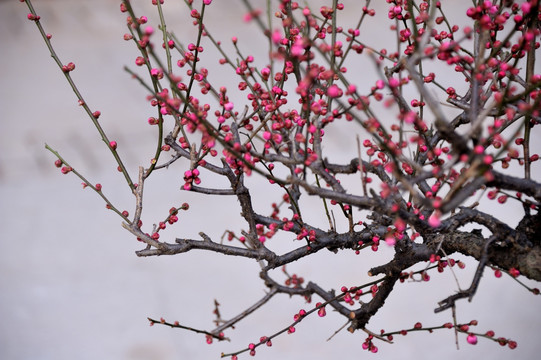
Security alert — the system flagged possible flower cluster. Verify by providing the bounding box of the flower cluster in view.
[24,0,541,357]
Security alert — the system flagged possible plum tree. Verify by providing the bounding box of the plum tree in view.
[23,0,540,357]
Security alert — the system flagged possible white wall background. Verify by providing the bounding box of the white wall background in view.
[1,1,540,359]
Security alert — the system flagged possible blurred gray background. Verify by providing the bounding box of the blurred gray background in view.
[1,1,540,359]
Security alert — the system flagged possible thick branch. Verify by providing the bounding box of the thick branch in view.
[436,230,541,281]
[350,274,400,331]
[487,171,541,202]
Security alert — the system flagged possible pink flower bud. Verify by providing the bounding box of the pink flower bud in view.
[135,56,146,66]
[327,84,343,98]
[388,77,400,88]
[467,333,478,345]
[474,145,484,154]
[509,267,520,277]
[385,235,396,246]
[428,213,441,228]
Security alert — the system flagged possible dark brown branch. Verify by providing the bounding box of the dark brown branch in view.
[440,173,487,213]
[435,235,497,313]
[306,282,353,318]
[290,176,377,208]
[165,134,230,175]
[349,274,401,331]
[368,242,433,277]
[441,207,515,235]
[487,171,541,202]
[212,288,279,335]
[436,230,541,282]
[148,317,229,341]
[189,185,236,195]
[135,233,276,260]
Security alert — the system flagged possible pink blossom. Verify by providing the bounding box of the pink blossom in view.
[394,218,406,232]
[224,102,234,111]
[509,267,520,277]
[404,111,417,124]
[467,334,478,345]
[135,56,146,66]
[271,29,282,44]
[385,235,396,246]
[203,0,212,5]
[327,84,343,98]
[428,213,441,228]
[261,67,270,79]
[388,77,400,88]
[291,37,305,57]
